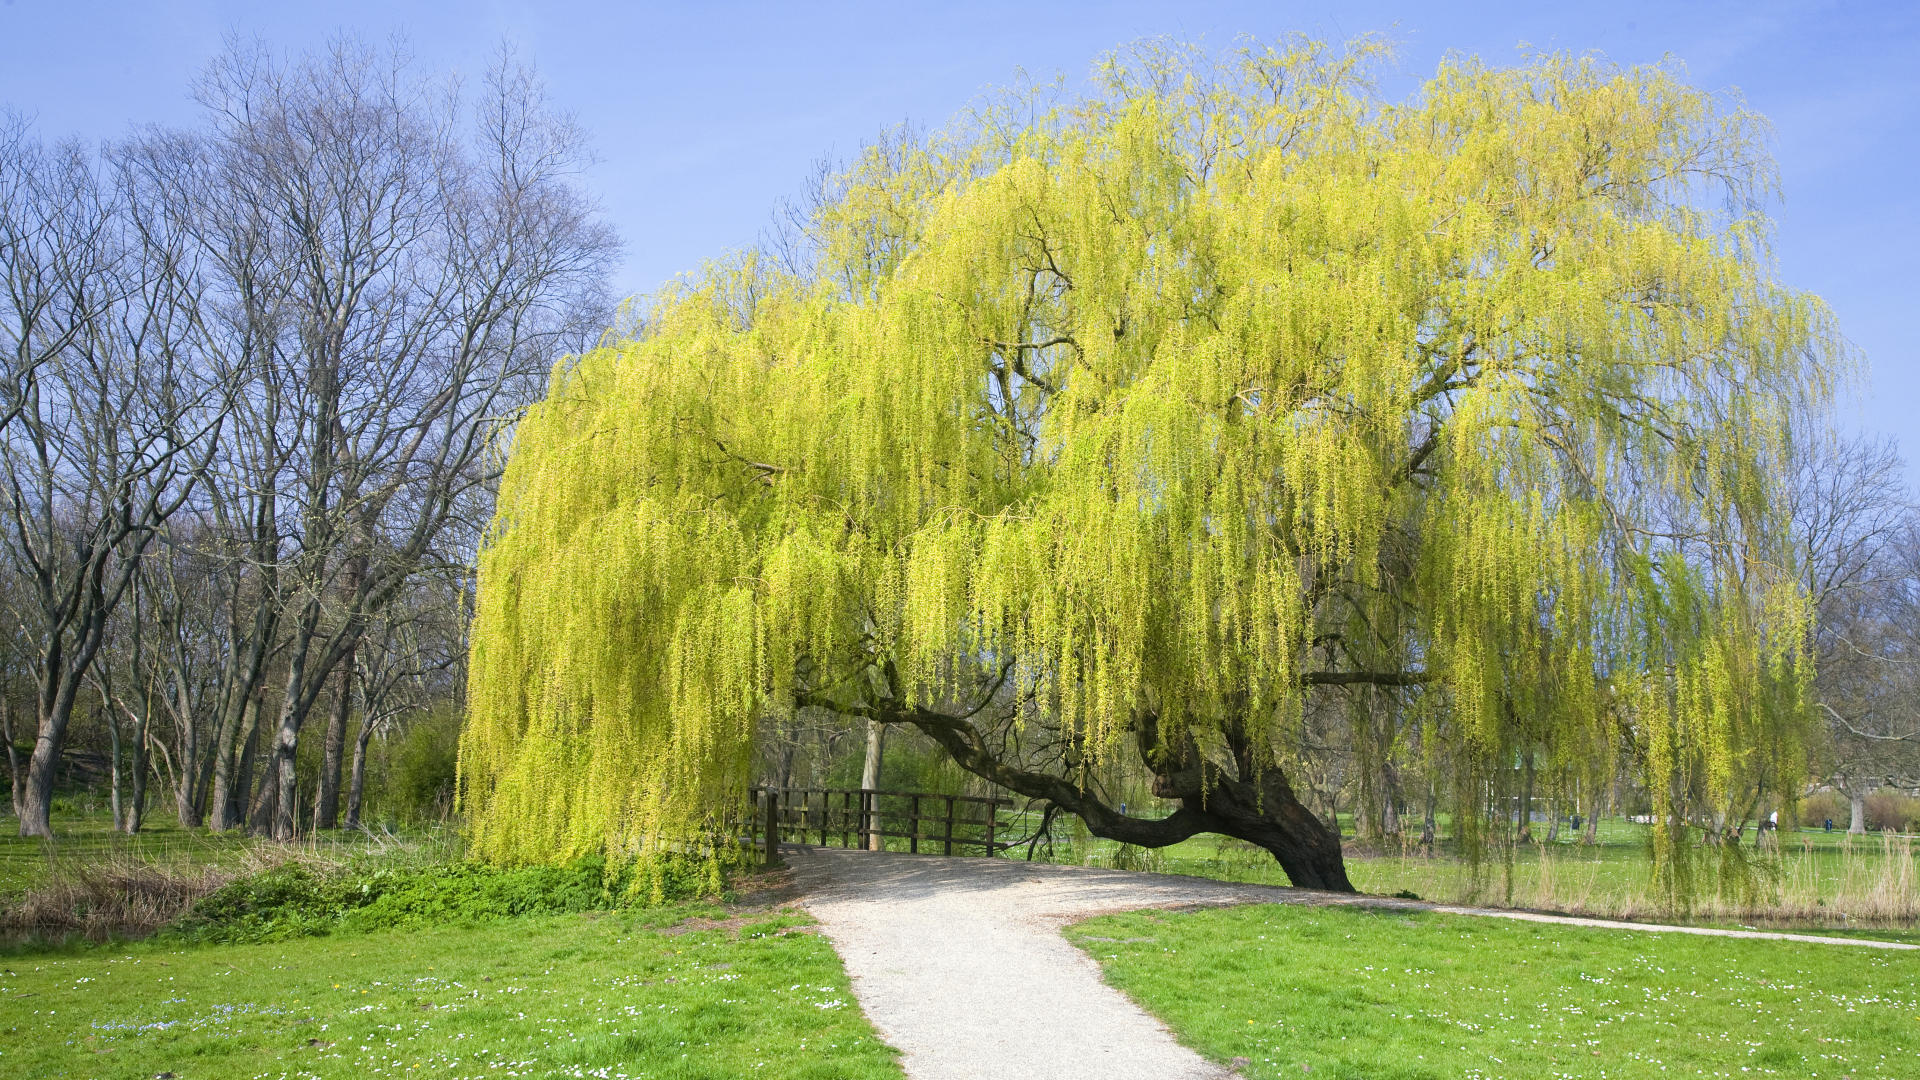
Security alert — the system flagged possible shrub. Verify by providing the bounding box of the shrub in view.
[1798,790,1847,828]
[1863,790,1920,833]
[385,709,463,823]
[2,856,236,944]
[167,852,723,944]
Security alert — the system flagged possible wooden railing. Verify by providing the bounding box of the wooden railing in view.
[747,785,1008,865]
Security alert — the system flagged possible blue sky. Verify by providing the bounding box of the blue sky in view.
[3,1,1914,466]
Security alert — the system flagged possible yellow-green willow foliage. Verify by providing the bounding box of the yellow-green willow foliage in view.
[461,38,1841,885]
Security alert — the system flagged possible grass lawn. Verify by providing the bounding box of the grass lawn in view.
[0,904,903,1080]
[1008,809,1920,933]
[1067,903,1919,1080]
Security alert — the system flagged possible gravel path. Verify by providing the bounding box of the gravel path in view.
[787,845,1915,1080]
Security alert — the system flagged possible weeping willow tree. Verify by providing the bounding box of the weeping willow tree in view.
[460,38,1842,894]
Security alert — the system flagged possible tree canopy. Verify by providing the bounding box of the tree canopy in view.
[459,38,1843,894]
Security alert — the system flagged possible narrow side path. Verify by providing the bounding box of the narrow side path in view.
[788,846,1915,1080]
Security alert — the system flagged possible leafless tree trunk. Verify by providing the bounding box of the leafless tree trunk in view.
[311,647,353,830]
[1,700,22,819]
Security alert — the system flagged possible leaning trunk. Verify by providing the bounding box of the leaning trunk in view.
[19,667,89,838]
[247,744,279,834]
[909,701,1354,891]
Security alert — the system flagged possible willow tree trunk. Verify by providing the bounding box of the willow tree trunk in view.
[1517,749,1537,844]
[852,689,1358,892]
[1420,781,1437,855]
[1380,758,1403,840]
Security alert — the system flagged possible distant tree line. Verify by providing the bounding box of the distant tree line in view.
[0,36,615,838]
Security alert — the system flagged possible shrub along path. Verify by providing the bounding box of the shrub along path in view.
[786,846,1914,1080]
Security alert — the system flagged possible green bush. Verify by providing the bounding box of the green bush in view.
[169,853,721,943]
[385,709,462,823]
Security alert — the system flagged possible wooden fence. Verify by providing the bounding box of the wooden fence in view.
[747,786,1008,865]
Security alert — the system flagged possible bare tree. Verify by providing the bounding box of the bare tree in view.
[0,119,227,836]
[0,37,614,836]
[1789,432,1920,829]
[165,39,613,838]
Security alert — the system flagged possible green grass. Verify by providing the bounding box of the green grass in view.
[0,809,442,901]
[1066,903,1920,1080]
[1005,809,1920,931]
[0,904,903,1080]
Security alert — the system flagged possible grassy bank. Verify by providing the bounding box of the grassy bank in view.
[1067,903,1919,1080]
[1,902,903,1080]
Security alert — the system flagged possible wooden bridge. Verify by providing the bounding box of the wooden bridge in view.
[748,785,1011,865]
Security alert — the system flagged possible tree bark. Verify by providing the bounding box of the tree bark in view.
[168,663,200,828]
[248,735,279,835]
[343,709,379,831]
[229,694,261,831]
[125,704,148,833]
[2,701,22,820]
[1420,779,1437,856]
[1849,792,1866,834]
[209,681,261,831]
[808,675,1356,892]
[19,653,101,837]
[106,698,123,831]
[1517,747,1537,844]
[860,719,885,850]
[311,653,353,830]
[1380,757,1403,840]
